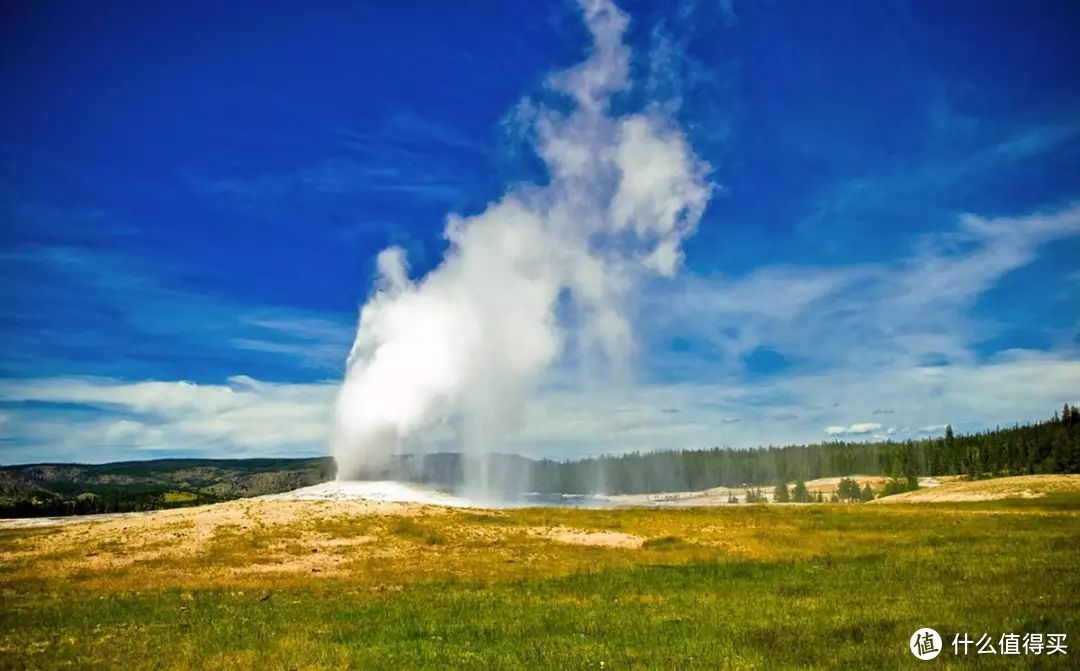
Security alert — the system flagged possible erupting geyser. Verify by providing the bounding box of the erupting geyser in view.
[331,0,712,498]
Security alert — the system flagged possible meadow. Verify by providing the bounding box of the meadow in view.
[1,478,1078,669]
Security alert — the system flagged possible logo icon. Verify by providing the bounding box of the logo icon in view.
[910,628,942,660]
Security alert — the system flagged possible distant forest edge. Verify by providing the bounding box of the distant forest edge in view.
[2,406,1078,517]
[391,404,1080,497]
[0,458,334,518]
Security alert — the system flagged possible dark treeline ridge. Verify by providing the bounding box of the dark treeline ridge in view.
[392,406,1080,496]
[0,457,333,518]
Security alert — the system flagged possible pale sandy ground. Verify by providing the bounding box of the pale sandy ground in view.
[528,526,644,549]
[0,495,447,577]
[0,484,436,531]
[605,475,960,506]
[0,488,646,578]
[869,474,1080,503]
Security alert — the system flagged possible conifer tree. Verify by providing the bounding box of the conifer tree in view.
[792,479,811,503]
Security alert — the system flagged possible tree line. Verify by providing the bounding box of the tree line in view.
[523,405,1080,495]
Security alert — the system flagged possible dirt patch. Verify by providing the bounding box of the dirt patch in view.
[528,526,644,549]
[0,496,436,579]
[604,475,958,506]
[227,534,378,577]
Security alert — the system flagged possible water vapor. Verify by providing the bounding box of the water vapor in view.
[332,0,711,497]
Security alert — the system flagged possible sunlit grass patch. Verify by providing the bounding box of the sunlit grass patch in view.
[389,518,445,545]
[162,491,199,504]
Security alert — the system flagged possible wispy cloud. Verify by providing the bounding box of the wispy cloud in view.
[916,424,948,435]
[338,110,485,155]
[803,121,1080,238]
[189,157,468,204]
[189,110,486,209]
[0,243,354,378]
[654,202,1080,374]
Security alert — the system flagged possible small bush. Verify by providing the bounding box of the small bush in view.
[642,536,686,550]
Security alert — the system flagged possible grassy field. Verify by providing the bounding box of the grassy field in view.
[1,477,1078,669]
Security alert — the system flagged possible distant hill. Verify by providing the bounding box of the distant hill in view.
[0,457,334,517]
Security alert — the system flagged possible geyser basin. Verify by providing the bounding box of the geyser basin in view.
[274,480,619,509]
[275,480,478,507]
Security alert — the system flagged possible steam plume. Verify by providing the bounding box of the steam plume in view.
[332,0,711,496]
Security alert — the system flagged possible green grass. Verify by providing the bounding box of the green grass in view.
[1,495,1078,669]
[390,518,446,545]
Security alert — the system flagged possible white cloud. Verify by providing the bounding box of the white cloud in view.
[0,377,336,462]
[825,422,883,436]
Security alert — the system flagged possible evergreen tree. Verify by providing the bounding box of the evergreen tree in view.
[774,481,791,503]
[836,478,862,502]
[859,483,875,502]
[791,479,811,503]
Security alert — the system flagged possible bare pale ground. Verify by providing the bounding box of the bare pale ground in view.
[606,475,961,505]
[527,526,644,548]
[0,492,659,587]
[870,473,1080,503]
[0,497,428,577]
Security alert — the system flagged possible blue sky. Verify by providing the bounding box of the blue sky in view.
[1,0,1079,464]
